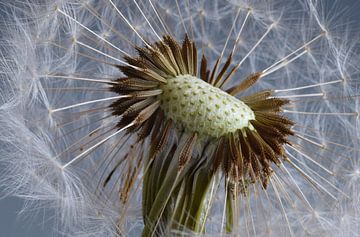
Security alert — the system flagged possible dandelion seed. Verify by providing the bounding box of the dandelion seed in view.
[0,0,359,236]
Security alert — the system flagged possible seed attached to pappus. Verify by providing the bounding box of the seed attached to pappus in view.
[109,34,294,235]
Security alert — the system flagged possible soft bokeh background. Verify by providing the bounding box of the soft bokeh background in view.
[0,0,359,236]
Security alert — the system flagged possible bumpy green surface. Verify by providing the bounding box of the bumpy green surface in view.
[159,75,255,138]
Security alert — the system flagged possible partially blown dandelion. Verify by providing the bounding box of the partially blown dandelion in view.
[0,0,359,236]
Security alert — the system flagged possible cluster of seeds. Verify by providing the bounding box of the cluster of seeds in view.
[109,34,294,235]
[159,74,255,138]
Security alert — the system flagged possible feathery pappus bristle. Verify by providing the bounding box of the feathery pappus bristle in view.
[0,0,359,236]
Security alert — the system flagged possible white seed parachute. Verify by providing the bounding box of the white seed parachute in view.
[0,0,359,236]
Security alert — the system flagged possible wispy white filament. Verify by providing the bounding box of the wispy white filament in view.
[50,95,130,113]
[0,1,359,237]
[62,122,134,169]
[58,8,131,57]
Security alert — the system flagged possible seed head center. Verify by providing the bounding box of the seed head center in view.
[159,75,255,138]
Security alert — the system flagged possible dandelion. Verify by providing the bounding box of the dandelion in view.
[0,0,359,236]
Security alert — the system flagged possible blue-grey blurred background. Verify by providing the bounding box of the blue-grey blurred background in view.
[0,0,359,236]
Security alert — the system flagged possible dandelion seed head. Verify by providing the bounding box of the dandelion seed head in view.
[0,0,360,236]
[158,74,255,137]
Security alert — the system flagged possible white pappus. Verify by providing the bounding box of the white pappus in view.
[0,0,360,236]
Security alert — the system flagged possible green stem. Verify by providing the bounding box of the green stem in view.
[142,141,215,236]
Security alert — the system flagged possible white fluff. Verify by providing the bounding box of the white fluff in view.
[0,0,359,236]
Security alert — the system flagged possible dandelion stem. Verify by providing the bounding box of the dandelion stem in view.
[225,183,234,234]
[199,178,218,233]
